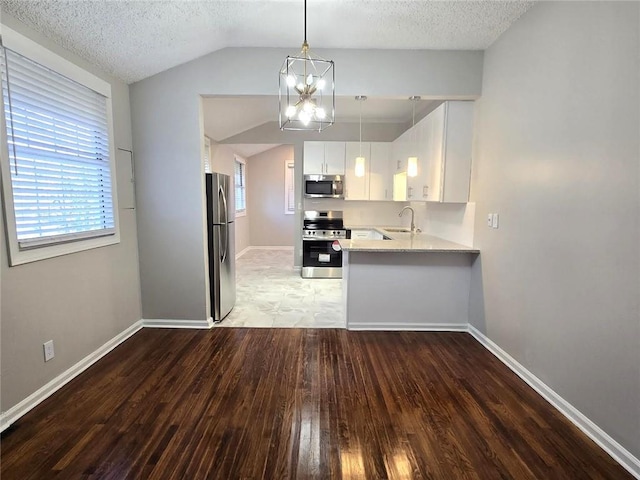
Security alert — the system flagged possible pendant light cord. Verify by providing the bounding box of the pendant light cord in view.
[304,0,307,45]
[359,100,362,156]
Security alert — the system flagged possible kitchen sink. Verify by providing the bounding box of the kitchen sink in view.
[384,228,410,233]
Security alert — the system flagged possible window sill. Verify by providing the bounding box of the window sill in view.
[236,210,247,218]
[7,232,121,266]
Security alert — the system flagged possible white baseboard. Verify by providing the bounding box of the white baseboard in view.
[237,245,294,259]
[467,324,640,479]
[142,318,214,329]
[348,322,468,332]
[0,320,144,433]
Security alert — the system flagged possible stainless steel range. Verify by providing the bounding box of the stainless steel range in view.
[302,210,346,279]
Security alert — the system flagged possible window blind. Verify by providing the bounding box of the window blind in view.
[234,158,246,213]
[1,47,115,248]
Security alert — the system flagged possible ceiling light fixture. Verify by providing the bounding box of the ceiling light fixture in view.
[279,0,335,131]
[355,96,367,177]
[407,96,420,177]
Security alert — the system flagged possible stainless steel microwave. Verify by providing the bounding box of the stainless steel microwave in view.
[303,174,344,199]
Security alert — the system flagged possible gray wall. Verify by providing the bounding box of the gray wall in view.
[130,47,483,321]
[225,120,410,263]
[208,143,251,256]
[469,1,639,459]
[247,145,295,247]
[0,14,142,411]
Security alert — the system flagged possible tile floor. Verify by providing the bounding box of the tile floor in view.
[218,248,345,328]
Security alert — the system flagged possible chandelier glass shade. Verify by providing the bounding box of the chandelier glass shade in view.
[279,0,335,131]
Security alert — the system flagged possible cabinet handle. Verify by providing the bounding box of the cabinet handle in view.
[397,160,401,170]
[408,186,413,198]
[423,185,429,197]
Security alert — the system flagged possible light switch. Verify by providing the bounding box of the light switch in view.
[492,213,499,229]
[487,214,493,227]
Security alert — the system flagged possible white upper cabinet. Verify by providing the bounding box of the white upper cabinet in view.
[369,142,392,201]
[324,142,346,174]
[391,129,410,201]
[303,141,346,175]
[391,101,474,203]
[345,142,370,200]
[303,141,326,174]
[425,101,474,203]
[302,102,473,203]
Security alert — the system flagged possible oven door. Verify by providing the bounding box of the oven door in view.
[302,238,343,278]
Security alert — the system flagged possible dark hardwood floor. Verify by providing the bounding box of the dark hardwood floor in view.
[1,329,632,479]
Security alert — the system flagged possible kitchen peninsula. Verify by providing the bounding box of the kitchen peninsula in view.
[340,228,479,330]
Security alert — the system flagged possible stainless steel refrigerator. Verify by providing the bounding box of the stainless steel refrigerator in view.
[206,172,236,321]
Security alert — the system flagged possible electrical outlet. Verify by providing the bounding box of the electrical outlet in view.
[487,214,493,227]
[43,340,55,362]
[492,213,500,229]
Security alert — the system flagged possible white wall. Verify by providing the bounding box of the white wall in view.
[130,47,483,321]
[247,145,295,247]
[0,14,142,411]
[469,1,639,462]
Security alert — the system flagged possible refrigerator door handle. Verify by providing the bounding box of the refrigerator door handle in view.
[219,185,228,225]
[219,225,227,264]
[219,185,228,263]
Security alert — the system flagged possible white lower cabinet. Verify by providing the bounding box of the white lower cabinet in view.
[350,229,384,240]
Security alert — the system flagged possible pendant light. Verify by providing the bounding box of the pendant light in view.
[355,96,367,177]
[407,96,420,177]
[279,0,335,131]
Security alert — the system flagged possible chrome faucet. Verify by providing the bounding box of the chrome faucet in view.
[399,206,416,233]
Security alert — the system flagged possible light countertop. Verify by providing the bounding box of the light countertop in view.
[340,227,479,253]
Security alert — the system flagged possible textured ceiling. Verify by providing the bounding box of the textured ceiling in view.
[0,0,535,84]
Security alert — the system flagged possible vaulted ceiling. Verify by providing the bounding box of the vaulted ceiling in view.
[0,0,535,84]
[1,0,535,148]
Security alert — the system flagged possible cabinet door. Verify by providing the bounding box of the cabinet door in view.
[369,142,391,200]
[350,229,372,239]
[391,131,408,174]
[407,120,430,201]
[425,103,446,201]
[344,142,370,200]
[441,101,473,203]
[303,141,326,174]
[324,142,346,174]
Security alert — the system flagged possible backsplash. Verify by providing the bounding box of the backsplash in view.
[303,199,476,247]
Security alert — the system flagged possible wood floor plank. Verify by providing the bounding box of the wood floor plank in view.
[1,329,633,480]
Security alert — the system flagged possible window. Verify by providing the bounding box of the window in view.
[234,156,246,216]
[285,160,295,214]
[0,27,118,265]
[203,136,212,173]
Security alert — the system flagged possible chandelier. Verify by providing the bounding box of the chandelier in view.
[279,0,335,131]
